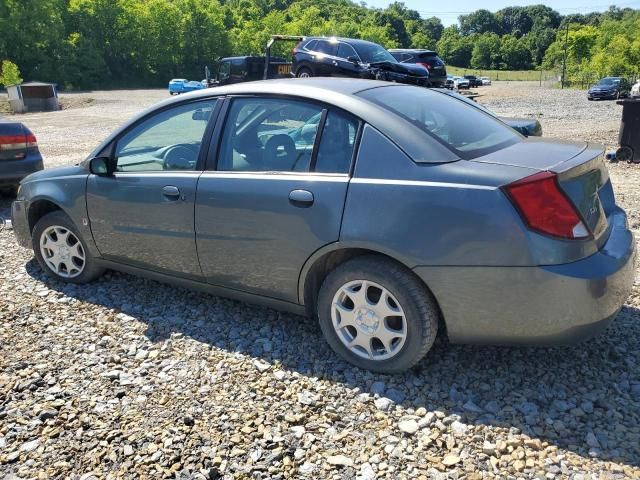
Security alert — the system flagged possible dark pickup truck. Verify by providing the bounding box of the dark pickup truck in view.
[215,56,292,86]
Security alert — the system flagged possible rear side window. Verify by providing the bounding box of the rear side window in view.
[358,86,520,159]
[315,110,359,174]
[304,39,318,51]
[316,40,337,56]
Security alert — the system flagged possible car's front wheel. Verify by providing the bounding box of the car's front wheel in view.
[32,211,105,284]
[317,256,439,373]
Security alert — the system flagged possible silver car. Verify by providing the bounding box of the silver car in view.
[11,79,636,373]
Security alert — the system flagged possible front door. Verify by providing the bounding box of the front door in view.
[196,97,360,302]
[87,99,219,279]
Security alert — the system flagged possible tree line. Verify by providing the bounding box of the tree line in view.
[0,0,638,89]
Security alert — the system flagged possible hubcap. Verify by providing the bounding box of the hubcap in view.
[39,225,86,278]
[331,280,407,361]
[298,71,311,78]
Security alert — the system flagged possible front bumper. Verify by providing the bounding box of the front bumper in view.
[588,90,617,99]
[414,209,636,345]
[11,199,31,248]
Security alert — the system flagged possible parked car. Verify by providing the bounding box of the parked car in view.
[453,76,470,89]
[445,75,455,89]
[480,76,492,86]
[0,120,43,196]
[631,80,640,98]
[12,79,635,373]
[388,49,447,88]
[464,75,482,88]
[168,79,205,95]
[440,90,542,136]
[587,77,631,100]
[292,37,428,86]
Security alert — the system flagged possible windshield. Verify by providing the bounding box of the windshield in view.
[358,86,521,159]
[597,78,619,86]
[354,43,397,63]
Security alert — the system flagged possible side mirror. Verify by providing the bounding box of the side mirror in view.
[347,56,360,65]
[89,156,115,176]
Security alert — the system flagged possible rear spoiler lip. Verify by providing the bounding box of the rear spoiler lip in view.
[549,143,606,178]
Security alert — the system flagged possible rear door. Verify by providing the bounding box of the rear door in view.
[314,40,339,76]
[195,96,360,303]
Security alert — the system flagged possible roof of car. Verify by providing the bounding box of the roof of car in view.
[305,36,383,48]
[89,78,459,164]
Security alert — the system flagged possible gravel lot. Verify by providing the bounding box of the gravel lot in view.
[1,83,639,479]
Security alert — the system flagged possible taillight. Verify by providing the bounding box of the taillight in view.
[503,171,590,239]
[0,132,37,159]
[418,62,431,70]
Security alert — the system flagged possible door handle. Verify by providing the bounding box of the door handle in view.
[332,61,338,66]
[289,189,314,207]
[162,185,181,200]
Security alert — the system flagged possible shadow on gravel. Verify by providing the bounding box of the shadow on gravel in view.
[26,259,640,467]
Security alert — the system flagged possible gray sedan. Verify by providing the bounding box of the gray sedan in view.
[11,79,636,373]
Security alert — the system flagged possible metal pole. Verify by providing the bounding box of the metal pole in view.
[561,23,569,89]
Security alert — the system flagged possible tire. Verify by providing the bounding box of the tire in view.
[317,255,439,373]
[32,211,105,284]
[296,67,313,78]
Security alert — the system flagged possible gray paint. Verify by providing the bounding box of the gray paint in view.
[12,78,637,346]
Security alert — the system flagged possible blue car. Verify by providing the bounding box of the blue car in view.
[168,78,205,95]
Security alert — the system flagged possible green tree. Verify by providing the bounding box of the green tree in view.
[470,32,501,69]
[0,60,23,87]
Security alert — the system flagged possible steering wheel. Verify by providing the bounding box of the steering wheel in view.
[162,145,197,170]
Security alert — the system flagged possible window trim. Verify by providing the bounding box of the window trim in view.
[208,94,363,176]
[108,97,223,175]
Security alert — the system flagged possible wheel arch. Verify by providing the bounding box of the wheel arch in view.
[299,243,445,330]
[27,198,64,234]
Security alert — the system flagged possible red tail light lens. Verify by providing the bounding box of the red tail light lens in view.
[503,171,590,239]
[418,62,431,70]
[0,132,37,159]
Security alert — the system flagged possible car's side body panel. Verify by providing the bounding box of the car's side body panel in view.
[195,173,350,303]
[86,172,202,279]
[13,165,98,255]
[340,125,536,267]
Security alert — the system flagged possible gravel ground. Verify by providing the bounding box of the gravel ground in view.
[1,83,639,479]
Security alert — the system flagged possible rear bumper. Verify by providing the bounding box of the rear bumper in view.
[0,156,44,185]
[414,210,636,345]
[11,199,31,248]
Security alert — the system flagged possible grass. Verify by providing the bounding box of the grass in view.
[446,66,556,82]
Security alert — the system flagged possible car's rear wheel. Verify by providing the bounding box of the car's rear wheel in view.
[33,211,105,284]
[296,67,313,78]
[317,256,439,373]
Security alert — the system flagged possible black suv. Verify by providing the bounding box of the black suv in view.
[292,37,429,86]
[587,77,631,100]
[388,49,447,88]
[463,75,482,88]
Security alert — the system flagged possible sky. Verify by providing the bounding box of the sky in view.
[364,0,640,26]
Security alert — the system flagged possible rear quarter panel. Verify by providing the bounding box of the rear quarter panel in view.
[341,125,538,267]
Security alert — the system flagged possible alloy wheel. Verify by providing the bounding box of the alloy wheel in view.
[331,280,407,361]
[39,225,86,278]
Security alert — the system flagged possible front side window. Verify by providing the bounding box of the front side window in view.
[353,43,397,63]
[337,43,359,60]
[358,86,520,159]
[115,101,215,172]
[217,98,358,174]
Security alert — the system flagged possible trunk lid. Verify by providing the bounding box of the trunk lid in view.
[472,138,611,242]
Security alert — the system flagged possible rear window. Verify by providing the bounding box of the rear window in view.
[418,52,443,66]
[357,86,521,159]
[304,39,318,51]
